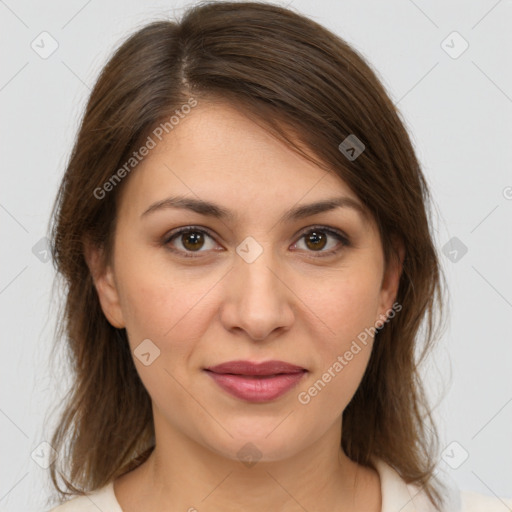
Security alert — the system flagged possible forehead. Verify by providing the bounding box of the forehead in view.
[116,101,370,224]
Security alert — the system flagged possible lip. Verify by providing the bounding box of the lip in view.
[206,360,306,376]
[204,360,308,403]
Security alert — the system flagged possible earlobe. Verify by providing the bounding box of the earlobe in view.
[83,240,126,329]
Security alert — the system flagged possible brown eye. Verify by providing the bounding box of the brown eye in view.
[164,227,218,257]
[304,230,328,251]
[293,226,350,257]
[181,231,205,251]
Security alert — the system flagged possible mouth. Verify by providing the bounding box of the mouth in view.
[203,360,308,402]
[204,360,307,376]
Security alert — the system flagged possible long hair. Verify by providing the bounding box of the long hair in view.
[47,1,448,509]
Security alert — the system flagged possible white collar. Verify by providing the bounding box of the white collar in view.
[372,456,461,511]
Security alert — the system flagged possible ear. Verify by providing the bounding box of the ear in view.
[83,238,126,329]
[377,237,405,320]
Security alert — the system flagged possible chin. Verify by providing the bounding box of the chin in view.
[201,430,306,465]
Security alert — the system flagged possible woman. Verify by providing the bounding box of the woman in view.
[45,2,510,511]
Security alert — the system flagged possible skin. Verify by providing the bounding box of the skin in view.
[86,100,403,512]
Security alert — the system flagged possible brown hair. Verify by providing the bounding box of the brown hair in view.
[47,1,448,509]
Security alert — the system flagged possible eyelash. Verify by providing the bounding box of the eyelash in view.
[162,225,350,259]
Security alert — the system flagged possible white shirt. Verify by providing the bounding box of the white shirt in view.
[47,457,512,511]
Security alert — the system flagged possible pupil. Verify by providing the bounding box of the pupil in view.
[306,231,326,250]
[183,232,204,251]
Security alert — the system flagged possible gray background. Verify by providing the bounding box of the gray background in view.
[1,0,511,510]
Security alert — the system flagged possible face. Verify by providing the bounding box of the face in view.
[88,100,402,463]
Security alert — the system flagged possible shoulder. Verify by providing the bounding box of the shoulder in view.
[459,489,512,512]
[47,482,122,512]
[404,480,512,512]
[372,456,512,512]
[404,481,512,512]
[48,496,94,512]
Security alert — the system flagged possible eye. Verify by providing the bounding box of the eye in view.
[163,226,219,258]
[162,225,350,259]
[291,225,350,257]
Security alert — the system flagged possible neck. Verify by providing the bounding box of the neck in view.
[115,409,380,512]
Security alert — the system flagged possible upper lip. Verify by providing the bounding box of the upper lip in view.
[205,360,307,376]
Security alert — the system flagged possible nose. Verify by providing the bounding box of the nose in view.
[219,244,295,341]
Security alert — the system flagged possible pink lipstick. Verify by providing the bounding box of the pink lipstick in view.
[204,360,307,403]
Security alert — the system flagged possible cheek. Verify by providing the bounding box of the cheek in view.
[303,267,383,346]
[295,268,381,407]
[297,303,375,418]
[114,245,218,342]
[297,349,372,425]
[113,250,215,415]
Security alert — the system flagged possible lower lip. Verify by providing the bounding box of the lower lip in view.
[204,370,307,402]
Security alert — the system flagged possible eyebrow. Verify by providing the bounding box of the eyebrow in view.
[140,194,368,224]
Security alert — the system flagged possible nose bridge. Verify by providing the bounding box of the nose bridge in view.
[238,242,279,297]
[220,235,294,340]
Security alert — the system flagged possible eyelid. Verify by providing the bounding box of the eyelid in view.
[291,225,350,258]
[162,225,220,258]
[163,225,217,242]
[295,224,350,245]
[162,224,350,258]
